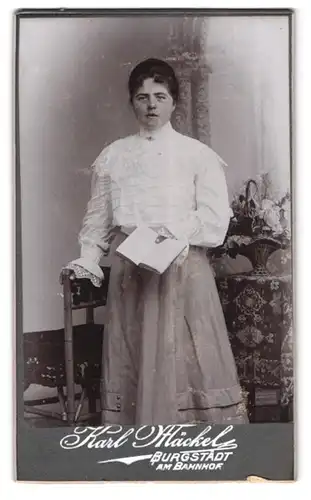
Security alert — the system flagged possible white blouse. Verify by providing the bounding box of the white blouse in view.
[70,122,231,279]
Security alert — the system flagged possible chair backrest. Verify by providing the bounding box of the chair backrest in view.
[62,266,111,325]
[68,266,111,310]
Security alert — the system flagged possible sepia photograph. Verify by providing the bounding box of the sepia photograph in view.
[16,8,294,481]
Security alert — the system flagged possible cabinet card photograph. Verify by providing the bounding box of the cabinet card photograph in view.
[16,8,294,481]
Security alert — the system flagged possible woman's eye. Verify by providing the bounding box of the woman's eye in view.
[157,95,166,101]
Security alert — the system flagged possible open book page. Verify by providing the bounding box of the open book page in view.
[115,226,187,274]
[115,226,160,266]
[139,237,187,274]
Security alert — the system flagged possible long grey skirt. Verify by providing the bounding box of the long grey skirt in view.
[100,233,248,425]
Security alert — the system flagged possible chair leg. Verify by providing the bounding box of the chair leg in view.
[63,271,76,425]
[74,388,86,422]
[85,383,97,414]
[57,385,67,422]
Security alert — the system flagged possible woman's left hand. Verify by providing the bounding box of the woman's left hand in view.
[156,226,189,266]
[156,226,176,239]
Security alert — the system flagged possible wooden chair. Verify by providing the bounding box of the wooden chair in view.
[62,266,110,424]
[24,266,110,425]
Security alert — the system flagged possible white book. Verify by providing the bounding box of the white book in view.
[115,225,187,274]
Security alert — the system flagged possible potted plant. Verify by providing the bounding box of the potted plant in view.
[212,174,291,276]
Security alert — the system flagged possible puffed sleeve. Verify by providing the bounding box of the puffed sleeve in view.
[166,146,231,248]
[69,146,116,279]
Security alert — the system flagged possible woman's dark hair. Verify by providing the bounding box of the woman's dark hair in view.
[128,58,179,104]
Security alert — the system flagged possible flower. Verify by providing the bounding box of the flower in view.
[266,214,283,234]
[227,235,253,247]
[210,175,291,260]
[261,198,275,211]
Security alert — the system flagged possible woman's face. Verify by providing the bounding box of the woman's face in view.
[131,78,176,131]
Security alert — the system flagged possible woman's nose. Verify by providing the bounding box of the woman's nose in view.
[148,96,157,108]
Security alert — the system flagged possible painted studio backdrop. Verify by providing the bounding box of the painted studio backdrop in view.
[19,15,293,423]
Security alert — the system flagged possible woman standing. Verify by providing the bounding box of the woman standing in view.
[62,58,248,425]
